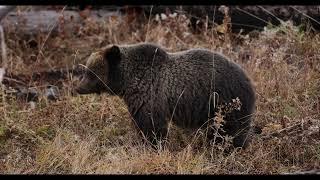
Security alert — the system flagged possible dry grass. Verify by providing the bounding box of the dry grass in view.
[0,8,320,174]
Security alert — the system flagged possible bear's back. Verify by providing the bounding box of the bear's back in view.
[166,48,246,83]
[161,48,254,127]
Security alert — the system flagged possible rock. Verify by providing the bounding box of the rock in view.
[16,87,38,102]
[45,85,60,101]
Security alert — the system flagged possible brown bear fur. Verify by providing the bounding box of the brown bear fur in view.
[76,43,256,148]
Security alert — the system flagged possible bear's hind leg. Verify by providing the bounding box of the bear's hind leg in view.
[232,124,252,148]
[131,104,169,148]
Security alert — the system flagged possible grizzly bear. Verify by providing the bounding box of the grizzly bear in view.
[76,43,256,148]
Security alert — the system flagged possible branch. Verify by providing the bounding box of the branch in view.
[260,119,319,140]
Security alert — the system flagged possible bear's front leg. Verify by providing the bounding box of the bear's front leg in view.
[130,104,169,148]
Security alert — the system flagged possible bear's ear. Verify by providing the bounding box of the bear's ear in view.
[103,45,121,63]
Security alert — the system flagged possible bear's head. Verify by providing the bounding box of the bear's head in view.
[75,44,122,95]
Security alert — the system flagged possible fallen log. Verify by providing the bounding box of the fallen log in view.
[2,6,320,37]
[136,5,320,33]
[1,8,120,37]
[0,6,15,22]
[260,118,319,141]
